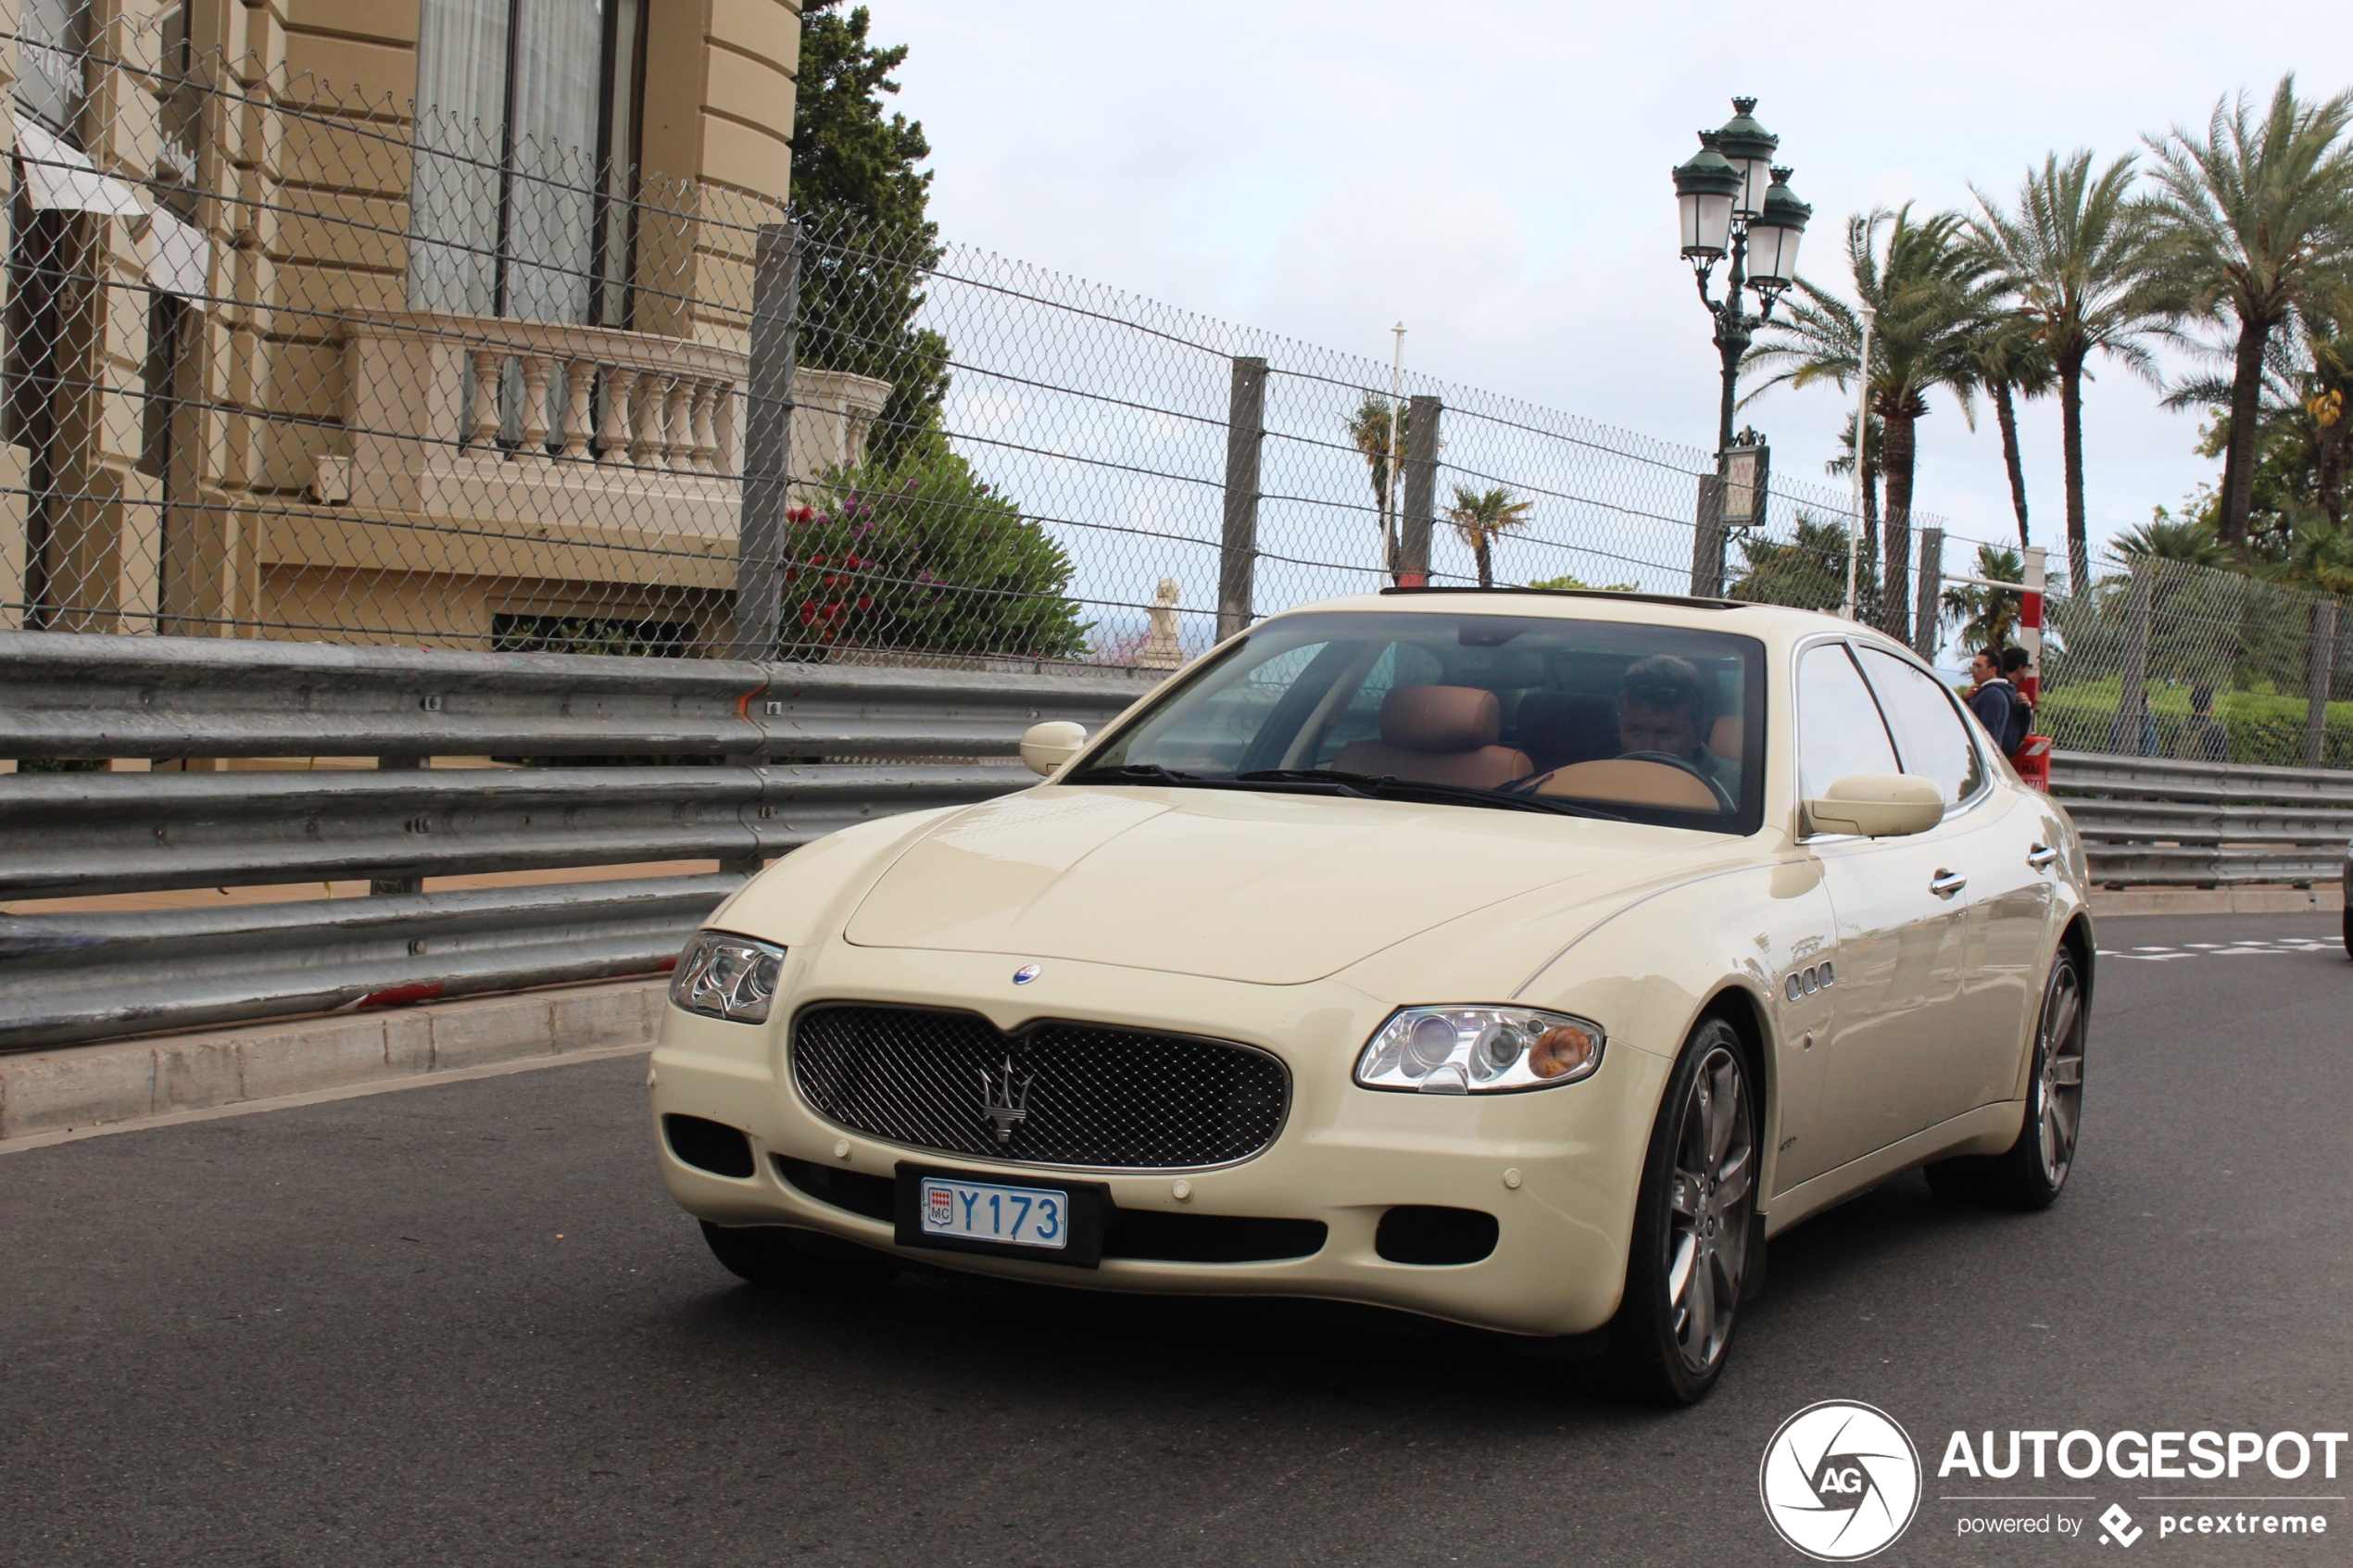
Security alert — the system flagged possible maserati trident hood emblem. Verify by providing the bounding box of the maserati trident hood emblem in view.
[1013,963,1041,985]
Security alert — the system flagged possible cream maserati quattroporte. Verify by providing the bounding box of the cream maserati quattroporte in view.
[648,588,2093,1402]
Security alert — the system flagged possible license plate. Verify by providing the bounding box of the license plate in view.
[917,1176,1068,1249]
[893,1163,1108,1268]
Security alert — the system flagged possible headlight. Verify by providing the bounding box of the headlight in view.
[1355,1006,1604,1094]
[668,932,785,1024]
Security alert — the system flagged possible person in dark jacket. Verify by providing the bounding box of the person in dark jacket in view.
[1999,646,2035,746]
[1967,648,2023,751]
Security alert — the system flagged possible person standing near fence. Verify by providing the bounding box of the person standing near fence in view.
[2171,684,2232,762]
[1967,648,2026,755]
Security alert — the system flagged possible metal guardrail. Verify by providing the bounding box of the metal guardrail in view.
[0,875,739,1050]
[0,633,1162,1050]
[0,764,1028,901]
[2051,751,2353,887]
[0,632,1160,760]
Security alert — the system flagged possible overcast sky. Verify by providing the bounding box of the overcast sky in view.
[878,0,2343,565]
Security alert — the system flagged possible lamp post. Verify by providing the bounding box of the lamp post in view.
[1672,98,1809,592]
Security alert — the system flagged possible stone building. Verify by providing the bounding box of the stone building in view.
[1,0,886,656]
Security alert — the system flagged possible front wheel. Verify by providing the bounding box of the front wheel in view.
[1601,1015,1757,1405]
[1927,946,2087,1210]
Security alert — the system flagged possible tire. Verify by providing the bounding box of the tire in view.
[2342,901,2350,960]
[1600,1015,1758,1406]
[1926,946,2087,1210]
[699,1221,901,1294]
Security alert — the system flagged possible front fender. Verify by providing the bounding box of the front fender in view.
[1512,857,1836,1210]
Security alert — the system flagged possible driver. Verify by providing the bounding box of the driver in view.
[1617,655,1738,795]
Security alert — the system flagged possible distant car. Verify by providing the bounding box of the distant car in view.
[648,588,2094,1403]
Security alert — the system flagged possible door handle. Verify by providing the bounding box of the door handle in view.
[1929,869,1968,899]
[2027,844,2059,871]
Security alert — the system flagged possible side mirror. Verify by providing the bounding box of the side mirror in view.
[1801,773,1944,838]
[1019,721,1088,777]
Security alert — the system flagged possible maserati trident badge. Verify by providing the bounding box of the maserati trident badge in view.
[981,1054,1034,1147]
[1013,963,1040,985]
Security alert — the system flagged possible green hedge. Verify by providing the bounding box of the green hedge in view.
[2037,678,2353,769]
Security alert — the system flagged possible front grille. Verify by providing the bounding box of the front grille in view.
[790,1004,1290,1170]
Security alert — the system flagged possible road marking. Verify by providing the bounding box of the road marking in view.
[2098,937,2342,962]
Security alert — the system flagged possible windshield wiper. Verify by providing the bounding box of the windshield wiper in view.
[1233,769,1627,822]
[1062,762,1211,786]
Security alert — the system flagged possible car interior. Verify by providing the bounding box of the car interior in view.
[1092,611,1767,830]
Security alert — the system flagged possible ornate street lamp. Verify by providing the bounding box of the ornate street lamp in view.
[1671,99,1810,591]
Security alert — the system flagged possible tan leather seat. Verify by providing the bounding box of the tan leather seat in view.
[1332,685,1532,790]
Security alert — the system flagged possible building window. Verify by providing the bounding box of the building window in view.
[407,0,644,326]
[14,0,87,135]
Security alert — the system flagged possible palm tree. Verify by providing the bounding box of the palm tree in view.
[2143,76,2353,550]
[1941,543,2031,651]
[1969,151,2162,592]
[1445,484,1532,588]
[1744,206,1994,642]
[2163,291,2353,540]
[2113,512,2235,569]
[1344,395,1413,574]
[1960,309,2057,553]
[1823,407,1884,582]
[1729,513,1876,612]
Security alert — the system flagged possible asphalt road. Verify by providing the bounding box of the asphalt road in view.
[5,911,2349,1568]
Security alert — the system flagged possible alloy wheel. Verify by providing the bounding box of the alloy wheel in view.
[2034,961,2086,1187]
[1665,1044,1754,1376]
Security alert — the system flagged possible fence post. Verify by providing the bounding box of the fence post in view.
[733,221,799,661]
[1216,357,1266,642]
[1689,474,1727,598]
[1912,527,1943,659]
[2307,598,2338,767]
[2115,562,2152,759]
[1397,394,1441,587]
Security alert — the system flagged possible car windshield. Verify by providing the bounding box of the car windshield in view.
[1076,607,1768,834]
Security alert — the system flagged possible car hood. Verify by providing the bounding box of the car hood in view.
[841,784,1708,985]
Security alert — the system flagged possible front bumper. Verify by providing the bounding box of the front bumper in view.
[648,944,1669,1338]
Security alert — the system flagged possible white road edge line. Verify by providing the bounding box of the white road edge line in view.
[0,1039,656,1157]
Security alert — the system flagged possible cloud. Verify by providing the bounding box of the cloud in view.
[883,0,2328,558]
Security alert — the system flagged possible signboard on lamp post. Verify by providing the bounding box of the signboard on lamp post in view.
[1721,438,1769,532]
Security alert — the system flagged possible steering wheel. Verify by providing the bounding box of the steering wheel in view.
[1615,750,1739,812]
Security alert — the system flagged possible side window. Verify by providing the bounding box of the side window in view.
[1856,647,1985,807]
[1796,643,1899,800]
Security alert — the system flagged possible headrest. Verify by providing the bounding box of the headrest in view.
[1378,684,1501,753]
[1709,713,1743,768]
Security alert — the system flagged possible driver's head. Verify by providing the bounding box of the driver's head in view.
[1617,656,1708,760]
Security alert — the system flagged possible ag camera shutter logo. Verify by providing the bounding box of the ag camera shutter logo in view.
[1759,1400,1923,1561]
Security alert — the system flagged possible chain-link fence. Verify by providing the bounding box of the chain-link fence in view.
[6,28,2344,766]
[2040,556,2350,770]
[0,29,1972,667]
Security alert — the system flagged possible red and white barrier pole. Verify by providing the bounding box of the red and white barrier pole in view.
[2018,546,2045,705]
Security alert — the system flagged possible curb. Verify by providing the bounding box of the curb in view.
[2088,884,2344,918]
[0,977,667,1143]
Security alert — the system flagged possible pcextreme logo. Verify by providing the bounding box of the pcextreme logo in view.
[1759,1400,1924,1562]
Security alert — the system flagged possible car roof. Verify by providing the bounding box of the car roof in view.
[1264,586,1920,660]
